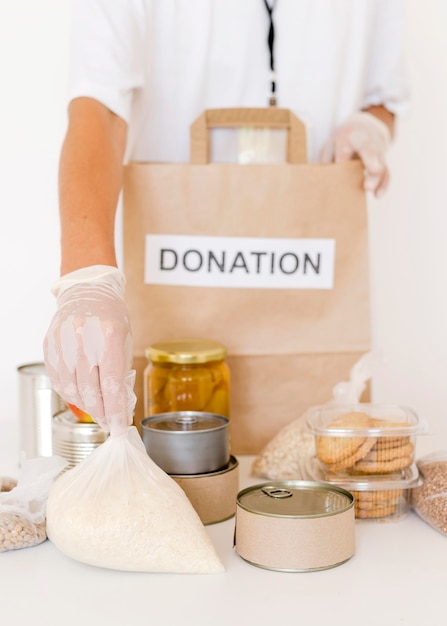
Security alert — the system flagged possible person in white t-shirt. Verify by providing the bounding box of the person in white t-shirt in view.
[43,0,409,435]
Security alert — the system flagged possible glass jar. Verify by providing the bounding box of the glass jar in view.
[143,339,230,419]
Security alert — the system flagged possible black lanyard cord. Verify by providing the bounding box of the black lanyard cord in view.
[263,0,278,106]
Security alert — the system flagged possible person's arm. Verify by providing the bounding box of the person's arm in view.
[59,96,127,274]
[320,104,394,198]
[43,96,136,436]
[363,104,395,139]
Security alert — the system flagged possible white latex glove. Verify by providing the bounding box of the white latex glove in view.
[43,265,136,436]
[320,111,392,198]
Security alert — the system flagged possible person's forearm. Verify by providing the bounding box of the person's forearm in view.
[363,105,395,139]
[59,97,128,275]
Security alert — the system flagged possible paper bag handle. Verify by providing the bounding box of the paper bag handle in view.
[190,107,308,164]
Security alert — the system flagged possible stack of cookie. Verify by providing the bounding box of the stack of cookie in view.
[305,405,423,521]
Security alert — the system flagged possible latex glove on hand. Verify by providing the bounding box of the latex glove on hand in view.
[43,265,136,436]
[320,111,392,198]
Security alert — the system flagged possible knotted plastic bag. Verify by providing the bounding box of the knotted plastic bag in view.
[0,455,67,552]
[46,426,224,573]
[251,351,385,479]
[412,452,447,537]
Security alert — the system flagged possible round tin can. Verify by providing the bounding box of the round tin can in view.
[52,410,108,470]
[235,480,355,572]
[171,456,239,525]
[141,411,230,475]
[17,362,66,457]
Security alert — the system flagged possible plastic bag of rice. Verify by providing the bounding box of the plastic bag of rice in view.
[46,426,224,573]
[251,413,315,479]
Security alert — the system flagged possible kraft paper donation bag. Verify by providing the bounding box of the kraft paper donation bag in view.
[123,108,370,454]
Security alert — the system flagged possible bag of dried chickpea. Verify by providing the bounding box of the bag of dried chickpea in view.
[412,452,447,537]
[0,455,68,553]
[46,426,225,573]
[251,351,384,479]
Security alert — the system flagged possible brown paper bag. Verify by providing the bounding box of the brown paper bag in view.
[123,108,370,454]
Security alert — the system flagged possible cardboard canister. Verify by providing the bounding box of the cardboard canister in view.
[235,480,355,572]
[171,456,239,525]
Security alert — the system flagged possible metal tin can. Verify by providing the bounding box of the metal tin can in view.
[235,480,355,572]
[171,456,239,525]
[52,410,108,470]
[141,411,230,475]
[143,339,230,429]
[17,362,66,457]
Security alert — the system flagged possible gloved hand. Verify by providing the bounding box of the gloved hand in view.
[320,111,392,198]
[43,265,136,436]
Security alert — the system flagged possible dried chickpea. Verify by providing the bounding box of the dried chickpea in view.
[1,476,47,552]
[0,513,46,552]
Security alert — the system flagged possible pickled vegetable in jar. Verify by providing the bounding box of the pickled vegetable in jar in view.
[144,339,230,420]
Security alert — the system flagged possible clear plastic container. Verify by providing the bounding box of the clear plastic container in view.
[304,456,420,522]
[143,339,230,420]
[305,403,423,477]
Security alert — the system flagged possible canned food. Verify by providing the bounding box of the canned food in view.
[143,339,230,426]
[171,456,239,525]
[17,362,66,457]
[52,411,108,470]
[141,412,230,475]
[235,480,355,572]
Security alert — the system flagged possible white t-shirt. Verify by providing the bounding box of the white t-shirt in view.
[68,0,409,163]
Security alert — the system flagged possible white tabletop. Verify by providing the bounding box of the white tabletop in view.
[1,419,446,626]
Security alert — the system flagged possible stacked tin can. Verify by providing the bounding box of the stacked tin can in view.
[141,411,238,525]
[141,411,239,524]
[16,362,108,470]
[142,338,237,525]
[304,403,424,521]
[52,410,109,470]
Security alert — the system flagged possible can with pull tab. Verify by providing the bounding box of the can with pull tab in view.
[234,480,355,572]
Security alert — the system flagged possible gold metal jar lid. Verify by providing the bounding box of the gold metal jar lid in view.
[146,339,227,364]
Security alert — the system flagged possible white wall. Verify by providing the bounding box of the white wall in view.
[1,1,446,441]
[368,0,447,440]
[0,1,70,418]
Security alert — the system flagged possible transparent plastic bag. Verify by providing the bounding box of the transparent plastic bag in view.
[412,451,447,537]
[251,351,385,479]
[46,426,224,573]
[0,455,68,552]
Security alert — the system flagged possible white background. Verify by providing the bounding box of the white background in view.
[0,1,446,443]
